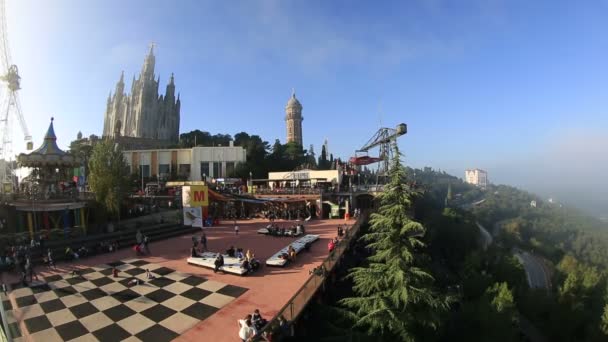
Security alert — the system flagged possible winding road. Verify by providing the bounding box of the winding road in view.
[514,250,550,289]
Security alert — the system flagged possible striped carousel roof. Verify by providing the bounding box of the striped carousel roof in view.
[17,118,81,167]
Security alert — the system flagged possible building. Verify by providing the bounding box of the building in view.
[267,169,342,188]
[465,168,488,188]
[103,45,180,144]
[122,143,246,181]
[285,90,303,146]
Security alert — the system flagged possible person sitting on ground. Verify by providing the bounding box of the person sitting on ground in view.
[78,246,88,258]
[252,309,268,331]
[288,245,297,262]
[128,278,140,286]
[214,254,224,273]
[146,269,155,280]
[245,249,253,262]
[226,246,236,258]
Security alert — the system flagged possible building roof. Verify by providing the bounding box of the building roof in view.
[17,118,81,167]
[286,89,302,109]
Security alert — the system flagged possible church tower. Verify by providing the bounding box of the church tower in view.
[285,89,303,146]
[102,45,180,143]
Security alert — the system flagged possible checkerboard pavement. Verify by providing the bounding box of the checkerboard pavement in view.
[7,258,248,342]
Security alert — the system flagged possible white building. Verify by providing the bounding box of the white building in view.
[267,169,342,188]
[465,169,488,188]
[123,143,246,181]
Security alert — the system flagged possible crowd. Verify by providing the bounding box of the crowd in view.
[214,246,261,274]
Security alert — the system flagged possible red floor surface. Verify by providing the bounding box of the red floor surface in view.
[6,218,343,342]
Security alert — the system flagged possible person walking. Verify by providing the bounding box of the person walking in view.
[200,233,207,252]
[143,235,150,254]
[234,224,239,236]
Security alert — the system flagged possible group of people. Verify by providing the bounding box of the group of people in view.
[238,309,269,341]
[265,224,306,237]
[213,246,261,274]
[133,230,151,256]
[191,232,208,257]
[328,236,340,253]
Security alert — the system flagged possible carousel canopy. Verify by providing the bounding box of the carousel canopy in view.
[17,118,81,167]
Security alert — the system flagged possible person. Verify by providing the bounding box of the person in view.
[245,249,253,262]
[238,317,256,342]
[128,278,139,286]
[191,235,199,247]
[146,269,155,280]
[278,316,290,337]
[236,248,244,259]
[200,233,207,252]
[112,267,119,277]
[328,239,336,253]
[45,249,56,269]
[214,254,224,273]
[234,224,239,236]
[226,246,236,258]
[25,257,38,282]
[136,230,143,245]
[191,245,198,258]
[252,309,268,331]
[288,245,296,262]
[143,235,150,254]
[241,259,251,274]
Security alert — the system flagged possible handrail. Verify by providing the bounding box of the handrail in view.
[255,212,368,341]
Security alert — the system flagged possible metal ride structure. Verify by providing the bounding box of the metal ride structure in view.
[349,123,407,184]
[0,0,32,193]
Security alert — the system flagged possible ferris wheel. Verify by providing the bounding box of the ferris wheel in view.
[0,0,33,193]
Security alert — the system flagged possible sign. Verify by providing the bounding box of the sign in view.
[183,207,203,227]
[182,185,209,207]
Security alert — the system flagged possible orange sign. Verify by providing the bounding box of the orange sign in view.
[182,185,209,207]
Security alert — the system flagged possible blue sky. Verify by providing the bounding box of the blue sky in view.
[6,0,608,215]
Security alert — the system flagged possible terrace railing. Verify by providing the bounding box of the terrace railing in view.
[255,212,368,341]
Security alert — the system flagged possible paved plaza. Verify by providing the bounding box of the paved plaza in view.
[2,218,343,341]
[5,259,246,341]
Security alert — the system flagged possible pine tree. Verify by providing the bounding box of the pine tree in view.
[340,143,449,340]
[318,144,329,170]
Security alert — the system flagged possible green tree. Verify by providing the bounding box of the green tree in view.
[88,140,129,218]
[601,304,608,336]
[340,144,448,340]
[318,144,329,170]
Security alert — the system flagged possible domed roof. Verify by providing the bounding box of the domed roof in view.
[17,118,81,167]
[286,89,302,109]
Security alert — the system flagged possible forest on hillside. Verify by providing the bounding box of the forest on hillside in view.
[296,165,608,342]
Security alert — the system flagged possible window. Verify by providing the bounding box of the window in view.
[213,162,222,178]
[178,164,191,178]
[159,164,170,180]
[200,162,210,179]
[226,162,235,177]
[140,165,150,177]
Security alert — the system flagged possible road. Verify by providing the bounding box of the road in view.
[514,250,549,289]
[477,222,492,250]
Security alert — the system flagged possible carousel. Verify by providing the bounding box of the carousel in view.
[3,118,89,240]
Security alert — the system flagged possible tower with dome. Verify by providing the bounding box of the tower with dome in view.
[285,89,303,146]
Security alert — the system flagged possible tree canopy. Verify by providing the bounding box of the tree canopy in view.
[88,140,129,218]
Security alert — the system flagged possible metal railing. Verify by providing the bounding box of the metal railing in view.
[255,213,368,341]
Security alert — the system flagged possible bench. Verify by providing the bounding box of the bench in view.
[187,252,248,275]
[257,224,305,237]
[265,234,320,267]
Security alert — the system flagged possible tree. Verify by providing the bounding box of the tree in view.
[318,144,329,170]
[601,304,608,336]
[340,144,449,340]
[88,140,129,219]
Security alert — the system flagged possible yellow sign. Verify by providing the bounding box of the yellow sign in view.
[182,185,209,207]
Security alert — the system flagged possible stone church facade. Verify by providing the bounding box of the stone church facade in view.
[285,90,303,146]
[102,46,180,144]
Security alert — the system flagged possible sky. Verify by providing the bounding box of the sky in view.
[4,0,608,217]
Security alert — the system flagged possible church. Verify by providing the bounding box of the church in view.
[102,46,180,144]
